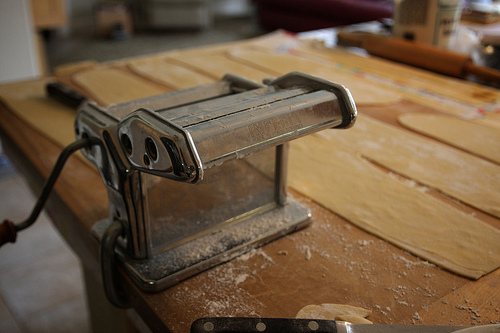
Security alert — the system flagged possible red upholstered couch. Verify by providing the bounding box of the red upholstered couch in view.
[253,0,393,32]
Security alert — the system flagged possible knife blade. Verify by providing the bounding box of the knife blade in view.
[190,317,469,333]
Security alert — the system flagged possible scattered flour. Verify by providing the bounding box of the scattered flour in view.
[235,273,249,285]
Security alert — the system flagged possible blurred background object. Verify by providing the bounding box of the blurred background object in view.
[392,0,462,49]
[252,0,393,32]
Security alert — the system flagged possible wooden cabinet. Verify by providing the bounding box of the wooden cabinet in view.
[31,0,68,30]
[29,0,68,75]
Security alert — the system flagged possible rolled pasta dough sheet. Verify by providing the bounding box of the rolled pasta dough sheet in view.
[228,48,402,106]
[296,304,372,324]
[398,113,500,165]
[288,117,500,279]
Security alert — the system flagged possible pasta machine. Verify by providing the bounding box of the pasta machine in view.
[74,72,356,307]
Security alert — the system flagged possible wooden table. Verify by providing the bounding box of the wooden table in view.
[1,32,499,332]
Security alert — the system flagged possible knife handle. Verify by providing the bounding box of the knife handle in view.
[46,82,88,109]
[190,317,338,333]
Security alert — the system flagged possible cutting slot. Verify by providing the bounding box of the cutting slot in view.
[146,137,158,161]
[121,133,133,156]
[143,154,151,167]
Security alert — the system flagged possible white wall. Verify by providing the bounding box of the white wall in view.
[0,0,40,83]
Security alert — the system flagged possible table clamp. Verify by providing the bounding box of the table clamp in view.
[74,72,356,307]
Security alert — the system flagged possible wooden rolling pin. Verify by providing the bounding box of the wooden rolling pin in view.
[337,31,500,82]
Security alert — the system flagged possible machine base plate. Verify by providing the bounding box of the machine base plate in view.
[92,198,311,292]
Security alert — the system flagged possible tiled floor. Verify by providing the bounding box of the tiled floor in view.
[0,156,89,333]
[0,13,266,333]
